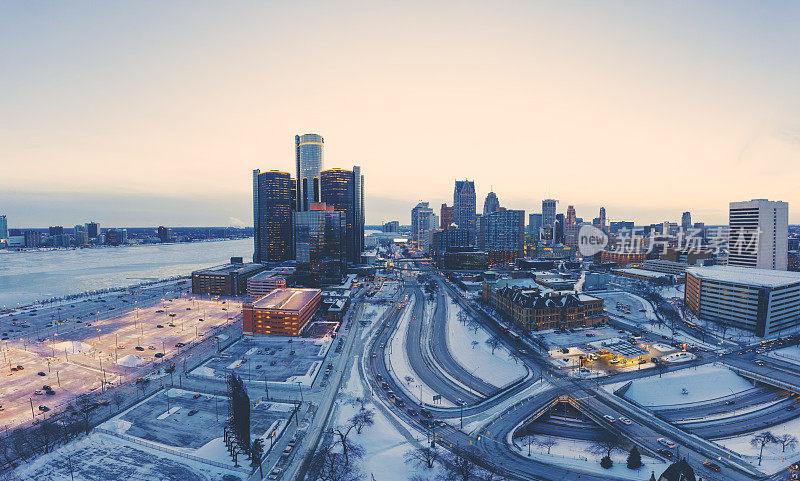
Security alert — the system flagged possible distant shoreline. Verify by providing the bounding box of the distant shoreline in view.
[1,236,253,254]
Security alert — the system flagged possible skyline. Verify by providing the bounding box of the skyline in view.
[3,1,800,226]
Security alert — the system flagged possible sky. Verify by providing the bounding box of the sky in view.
[2,1,800,228]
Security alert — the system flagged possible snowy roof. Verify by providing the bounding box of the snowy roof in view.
[589,338,648,359]
[613,268,672,279]
[686,265,800,288]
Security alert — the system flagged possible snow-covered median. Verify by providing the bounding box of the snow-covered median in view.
[445,299,527,388]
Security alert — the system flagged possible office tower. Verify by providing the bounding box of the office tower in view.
[555,213,565,244]
[295,133,324,211]
[253,170,294,263]
[85,221,99,239]
[294,203,345,284]
[598,207,606,232]
[528,213,542,235]
[566,206,577,226]
[73,225,88,245]
[48,226,63,236]
[105,228,126,246]
[0,215,7,240]
[609,221,635,235]
[321,167,364,263]
[411,202,434,245]
[542,199,557,228]
[693,222,706,241]
[382,221,399,233]
[440,204,454,230]
[681,211,692,231]
[23,230,40,248]
[353,165,365,257]
[486,209,525,265]
[729,199,788,270]
[483,191,500,215]
[157,226,173,243]
[453,180,477,239]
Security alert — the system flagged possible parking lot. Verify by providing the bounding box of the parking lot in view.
[191,335,331,386]
[0,296,240,428]
[106,388,293,452]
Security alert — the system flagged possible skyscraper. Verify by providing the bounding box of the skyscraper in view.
[321,167,365,263]
[598,207,606,232]
[440,204,454,230]
[295,133,324,211]
[483,191,500,215]
[295,203,345,284]
[411,202,434,244]
[486,209,525,265]
[253,170,294,263]
[454,180,477,239]
[681,211,692,231]
[729,199,788,270]
[542,199,557,228]
[0,215,7,240]
[566,206,577,226]
[85,221,99,239]
[528,213,542,236]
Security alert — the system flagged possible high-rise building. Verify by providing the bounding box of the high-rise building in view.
[294,203,346,284]
[729,199,788,270]
[453,180,477,239]
[253,170,295,263]
[73,225,88,245]
[542,199,557,228]
[0,215,7,240]
[440,204,454,230]
[353,165,365,257]
[85,222,99,239]
[555,213,565,244]
[321,167,365,263]
[382,221,400,233]
[483,191,500,215]
[48,226,64,236]
[157,226,173,243]
[295,133,324,211]
[566,206,577,226]
[411,202,434,244]
[681,211,692,231]
[528,213,542,236]
[598,207,606,232]
[609,221,634,235]
[486,209,525,265]
[105,228,126,246]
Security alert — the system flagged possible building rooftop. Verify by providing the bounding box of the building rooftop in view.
[686,265,800,288]
[612,267,673,279]
[193,262,265,276]
[252,288,321,311]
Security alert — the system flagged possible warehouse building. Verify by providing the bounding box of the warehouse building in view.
[242,288,322,336]
[191,257,266,297]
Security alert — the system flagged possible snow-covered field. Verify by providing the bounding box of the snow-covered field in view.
[770,345,800,365]
[662,351,696,363]
[445,299,527,388]
[715,415,800,475]
[608,364,755,407]
[511,434,668,481]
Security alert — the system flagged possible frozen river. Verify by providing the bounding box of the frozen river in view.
[0,238,253,307]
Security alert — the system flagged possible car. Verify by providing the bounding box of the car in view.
[148,345,156,350]
[289,350,295,355]
[45,390,55,396]
[33,390,43,395]
[656,448,674,459]
[188,409,199,416]
[42,385,51,391]
[37,371,46,376]
[267,468,283,480]
[381,382,389,390]
[156,325,164,328]
[169,313,176,317]
[38,405,49,412]
[16,365,23,370]
[193,393,202,399]
[256,364,262,369]
[702,460,721,472]
[657,438,677,449]
[155,352,164,358]
[394,398,405,407]
[602,415,615,423]
[619,417,632,425]
[419,408,432,418]
[609,358,620,364]
[371,353,377,358]
[270,360,277,366]
[175,342,185,347]
[135,346,144,351]
[186,307,191,310]
[406,408,417,416]
[375,374,383,381]
[724,400,735,406]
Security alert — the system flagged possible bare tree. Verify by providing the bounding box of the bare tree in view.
[750,431,775,465]
[509,351,522,365]
[112,390,125,412]
[466,319,481,334]
[471,340,479,350]
[405,445,440,469]
[327,421,365,466]
[519,434,536,456]
[438,446,481,481]
[307,441,362,481]
[350,407,375,435]
[775,433,798,453]
[485,337,501,355]
[589,436,619,460]
[457,311,469,325]
[535,437,558,455]
[74,396,93,435]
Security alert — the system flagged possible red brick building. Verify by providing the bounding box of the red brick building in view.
[242,288,321,336]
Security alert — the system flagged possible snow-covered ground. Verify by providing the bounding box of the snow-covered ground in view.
[510,434,668,481]
[769,345,800,365]
[387,296,455,407]
[715,415,800,475]
[662,351,696,363]
[607,364,755,407]
[445,299,527,388]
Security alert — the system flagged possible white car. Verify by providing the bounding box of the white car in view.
[602,415,616,423]
[658,437,677,449]
[609,358,620,364]
[619,417,632,425]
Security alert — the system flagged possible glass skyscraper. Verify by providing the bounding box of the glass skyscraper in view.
[321,167,365,264]
[253,169,294,263]
[295,133,324,211]
[294,203,346,285]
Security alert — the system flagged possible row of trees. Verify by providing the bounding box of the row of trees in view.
[750,431,798,465]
